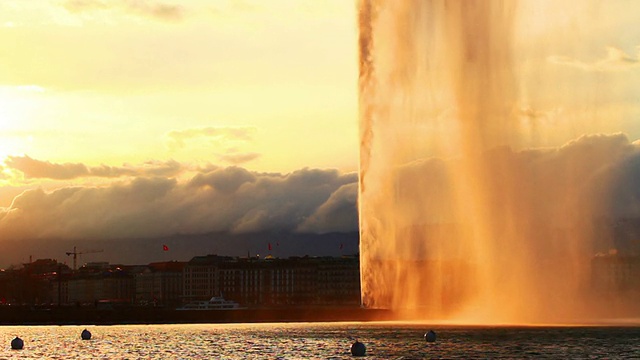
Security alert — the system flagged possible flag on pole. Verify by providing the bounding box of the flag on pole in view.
[163,244,169,251]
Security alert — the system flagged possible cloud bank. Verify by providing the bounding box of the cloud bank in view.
[5,156,184,180]
[1,133,640,248]
[0,166,358,241]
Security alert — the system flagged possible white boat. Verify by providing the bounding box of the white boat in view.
[176,296,245,310]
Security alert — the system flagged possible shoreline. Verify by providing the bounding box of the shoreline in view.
[2,306,639,327]
[0,306,394,326]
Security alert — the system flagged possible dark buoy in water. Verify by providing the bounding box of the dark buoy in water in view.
[11,336,23,350]
[425,330,436,343]
[81,329,92,340]
[351,340,366,357]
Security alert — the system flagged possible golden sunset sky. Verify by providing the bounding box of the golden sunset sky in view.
[0,0,639,266]
[1,1,638,189]
[0,0,358,201]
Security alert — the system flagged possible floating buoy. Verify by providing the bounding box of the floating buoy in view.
[11,336,23,350]
[81,329,92,340]
[425,330,436,342]
[351,340,366,356]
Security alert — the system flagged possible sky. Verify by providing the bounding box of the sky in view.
[0,0,639,266]
[0,0,360,265]
[0,0,359,183]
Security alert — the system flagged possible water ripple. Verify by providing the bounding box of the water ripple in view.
[0,323,637,359]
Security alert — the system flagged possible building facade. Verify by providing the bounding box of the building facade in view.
[3,255,361,308]
[54,264,139,305]
[135,261,185,307]
[182,255,233,301]
[182,255,360,307]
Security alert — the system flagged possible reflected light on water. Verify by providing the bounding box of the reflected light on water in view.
[0,323,638,358]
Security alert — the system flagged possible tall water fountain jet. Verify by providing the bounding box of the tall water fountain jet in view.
[358,0,640,323]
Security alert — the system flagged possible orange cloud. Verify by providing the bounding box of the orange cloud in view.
[5,156,184,179]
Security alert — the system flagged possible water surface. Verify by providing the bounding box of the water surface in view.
[0,322,638,359]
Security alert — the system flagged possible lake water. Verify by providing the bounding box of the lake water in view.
[0,322,638,359]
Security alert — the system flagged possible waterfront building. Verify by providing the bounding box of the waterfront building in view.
[182,255,234,302]
[56,263,139,305]
[316,255,361,305]
[0,259,69,305]
[182,254,360,307]
[2,254,361,309]
[135,261,186,307]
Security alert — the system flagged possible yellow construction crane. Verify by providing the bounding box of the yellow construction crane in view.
[65,246,104,270]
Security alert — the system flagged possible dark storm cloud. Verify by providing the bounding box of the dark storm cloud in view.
[188,166,256,193]
[297,182,359,233]
[0,166,359,240]
[224,168,357,234]
[3,134,638,244]
[5,156,184,180]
